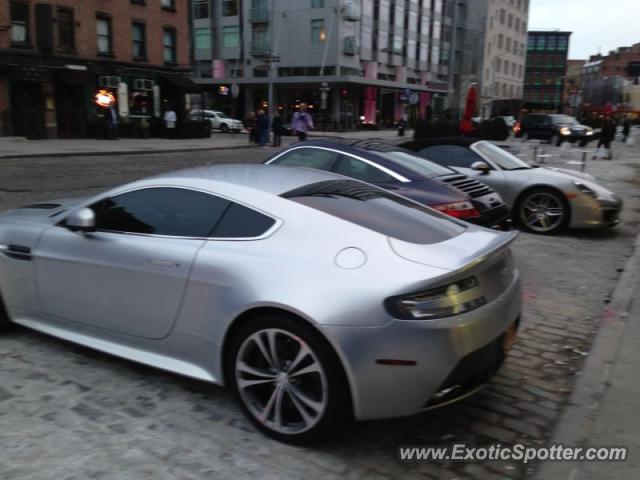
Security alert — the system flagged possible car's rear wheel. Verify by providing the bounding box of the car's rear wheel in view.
[515,188,569,235]
[220,123,229,133]
[227,314,350,444]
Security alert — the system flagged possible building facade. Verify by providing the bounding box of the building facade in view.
[522,30,571,112]
[191,0,457,128]
[0,0,198,139]
[581,42,640,115]
[453,0,529,118]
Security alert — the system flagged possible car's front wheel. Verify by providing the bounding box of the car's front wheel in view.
[227,314,350,444]
[515,188,569,235]
[220,123,229,133]
[0,294,12,332]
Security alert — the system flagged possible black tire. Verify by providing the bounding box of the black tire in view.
[0,293,12,332]
[226,313,351,444]
[220,123,229,133]
[514,188,570,235]
[579,139,587,147]
[550,134,561,146]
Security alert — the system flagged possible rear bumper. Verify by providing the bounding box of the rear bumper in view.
[468,203,510,228]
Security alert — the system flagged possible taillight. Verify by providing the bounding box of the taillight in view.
[432,201,480,219]
[514,122,521,133]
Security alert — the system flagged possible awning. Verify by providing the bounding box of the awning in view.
[160,74,203,93]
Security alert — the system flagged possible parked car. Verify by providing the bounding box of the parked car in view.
[264,139,510,228]
[400,137,622,234]
[191,109,244,133]
[0,164,522,443]
[514,113,595,146]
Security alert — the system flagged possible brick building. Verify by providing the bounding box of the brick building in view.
[0,0,201,139]
[562,59,585,116]
[522,30,571,112]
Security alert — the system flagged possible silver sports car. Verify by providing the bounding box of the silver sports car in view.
[401,138,623,234]
[0,164,521,443]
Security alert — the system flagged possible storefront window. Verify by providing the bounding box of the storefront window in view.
[163,28,177,63]
[194,28,211,50]
[10,2,29,45]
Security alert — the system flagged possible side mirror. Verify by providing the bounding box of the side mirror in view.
[65,208,96,232]
[471,161,491,174]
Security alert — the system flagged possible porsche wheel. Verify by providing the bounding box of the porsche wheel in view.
[515,188,569,235]
[0,294,12,332]
[227,314,350,444]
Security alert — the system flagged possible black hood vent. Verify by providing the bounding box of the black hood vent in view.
[440,175,493,198]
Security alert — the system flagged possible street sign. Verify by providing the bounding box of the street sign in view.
[409,93,420,105]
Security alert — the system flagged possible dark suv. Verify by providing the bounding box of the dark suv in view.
[515,114,595,146]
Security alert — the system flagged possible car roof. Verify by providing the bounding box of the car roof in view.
[148,163,345,196]
[284,138,458,180]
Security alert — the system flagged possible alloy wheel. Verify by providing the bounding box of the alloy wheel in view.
[519,191,566,233]
[235,328,328,435]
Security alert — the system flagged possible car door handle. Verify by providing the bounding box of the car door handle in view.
[146,259,180,268]
[0,244,33,261]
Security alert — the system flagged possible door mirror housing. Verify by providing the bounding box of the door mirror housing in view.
[471,161,491,174]
[65,208,96,232]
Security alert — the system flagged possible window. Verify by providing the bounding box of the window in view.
[194,0,209,18]
[270,148,338,170]
[132,22,147,59]
[506,37,511,51]
[91,188,230,237]
[222,26,240,48]
[419,145,484,169]
[222,0,238,16]
[498,34,504,49]
[282,180,464,245]
[333,156,396,183]
[10,2,29,46]
[210,203,276,238]
[499,8,505,24]
[535,35,545,51]
[311,19,325,44]
[57,8,75,51]
[546,36,557,50]
[557,37,568,51]
[96,17,112,54]
[312,0,325,6]
[161,0,175,10]
[163,28,177,63]
[194,28,211,49]
[508,13,513,28]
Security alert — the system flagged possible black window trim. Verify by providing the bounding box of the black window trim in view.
[59,185,282,241]
[267,146,410,183]
[96,14,114,57]
[10,1,32,48]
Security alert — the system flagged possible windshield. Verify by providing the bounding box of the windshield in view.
[474,141,531,171]
[375,150,454,178]
[214,112,231,119]
[282,180,464,245]
[550,115,578,125]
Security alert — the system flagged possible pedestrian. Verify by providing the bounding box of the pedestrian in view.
[292,103,314,141]
[163,107,177,139]
[397,114,407,137]
[106,105,118,140]
[271,112,283,147]
[246,111,257,144]
[595,116,616,160]
[256,109,269,147]
[622,118,631,143]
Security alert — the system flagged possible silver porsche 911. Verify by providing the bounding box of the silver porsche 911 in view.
[401,138,623,234]
[0,164,521,443]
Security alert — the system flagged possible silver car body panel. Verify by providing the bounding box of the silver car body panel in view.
[0,164,521,421]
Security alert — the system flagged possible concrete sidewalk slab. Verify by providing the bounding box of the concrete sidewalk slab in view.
[0,129,406,159]
[536,233,640,479]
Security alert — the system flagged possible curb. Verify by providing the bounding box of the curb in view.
[535,232,640,479]
[0,143,259,160]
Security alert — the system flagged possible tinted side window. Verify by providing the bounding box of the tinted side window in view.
[212,203,276,238]
[418,145,483,168]
[333,155,396,182]
[91,187,229,237]
[270,148,338,170]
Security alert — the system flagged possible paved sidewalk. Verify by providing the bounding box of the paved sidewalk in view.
[0,129,406,159]
[536,233,640,479]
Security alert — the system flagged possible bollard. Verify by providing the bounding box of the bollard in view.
[581,151,587,172]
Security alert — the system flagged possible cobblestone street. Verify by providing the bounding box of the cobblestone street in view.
[1,141,639,479]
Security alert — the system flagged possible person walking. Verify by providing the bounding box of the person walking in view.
[271,112,283,147]
[106,105,118,140]
[246,111,257,144]
[163,108,177,139]
[256,109,269,147]
[292,103,314,141]
[596,116,616,160]
[622,118,631,143]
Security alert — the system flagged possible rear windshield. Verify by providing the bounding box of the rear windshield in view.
[375,150,454,178]
[282,180,465,245]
